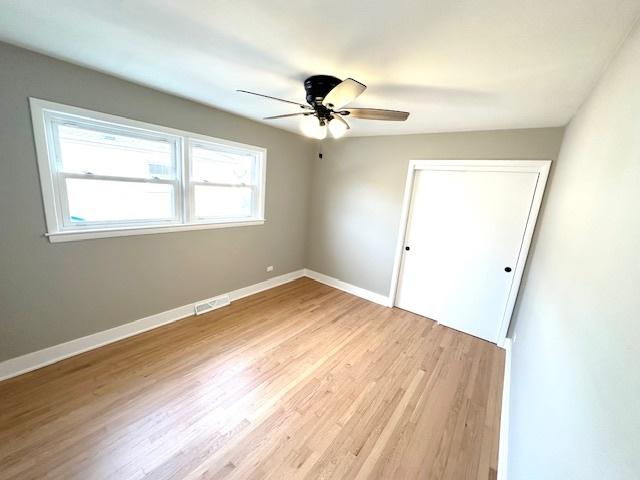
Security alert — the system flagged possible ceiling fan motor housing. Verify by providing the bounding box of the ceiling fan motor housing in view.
[304,75,341,107]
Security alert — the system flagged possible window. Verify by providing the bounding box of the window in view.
[189,141,262,221]
[30,99,266,242]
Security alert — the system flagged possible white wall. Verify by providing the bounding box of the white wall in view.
[507,21,640,480]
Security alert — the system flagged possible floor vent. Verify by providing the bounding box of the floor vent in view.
[194,294,231,315]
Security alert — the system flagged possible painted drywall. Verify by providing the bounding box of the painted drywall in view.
[2,1,639,136]
[507,21,640,480]
[307,129,565,296]
[0,42,314,361]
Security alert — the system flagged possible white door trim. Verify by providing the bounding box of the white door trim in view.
[388,159,551,346]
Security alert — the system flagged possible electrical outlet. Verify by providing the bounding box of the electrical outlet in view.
[266,266,274,272]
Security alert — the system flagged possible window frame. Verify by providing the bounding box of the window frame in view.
[30,98,266,243]
[48,113,184,230]
[186,138,265,224]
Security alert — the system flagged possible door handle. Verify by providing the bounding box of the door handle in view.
[405,246,410,251]
[504,267,512,272]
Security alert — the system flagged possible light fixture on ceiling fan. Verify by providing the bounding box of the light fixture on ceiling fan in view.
[297,113,348,140]
[238,75,410,139]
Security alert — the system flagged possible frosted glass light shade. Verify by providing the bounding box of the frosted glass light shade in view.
[300,115,327,139]
[328,118,348,138]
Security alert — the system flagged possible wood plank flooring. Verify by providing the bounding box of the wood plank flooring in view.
[0,278,505,480]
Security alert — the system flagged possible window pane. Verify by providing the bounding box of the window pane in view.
[193,185,253,219]
[66,178,175,223]
[57,124,175,179]
[191,144,255,184]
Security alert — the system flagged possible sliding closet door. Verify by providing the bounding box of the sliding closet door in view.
[395,168,538,343]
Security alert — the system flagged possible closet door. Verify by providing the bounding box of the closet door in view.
[395,168,538,343]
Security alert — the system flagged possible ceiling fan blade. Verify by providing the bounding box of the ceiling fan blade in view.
[264,112,314,120]
[332,113,350,130]
[340,108,409,121]
[322,78,366,109]
[237,90,312,109]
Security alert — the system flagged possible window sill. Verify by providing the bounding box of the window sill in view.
[45,219,266,243]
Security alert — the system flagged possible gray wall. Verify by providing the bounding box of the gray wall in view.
[0,42,314,361]
[307,129,565,296]
[507,21,640,480]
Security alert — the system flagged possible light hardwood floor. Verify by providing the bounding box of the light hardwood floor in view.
[0,278,505,480]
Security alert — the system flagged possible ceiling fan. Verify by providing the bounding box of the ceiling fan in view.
[238,75,410,139]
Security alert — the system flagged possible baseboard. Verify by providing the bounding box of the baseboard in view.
[497,337,512,480]
[228,269,305,302]
[303,269,393,307]
[0,269,305,382]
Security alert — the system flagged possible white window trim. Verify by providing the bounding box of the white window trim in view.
[30,98,267,243]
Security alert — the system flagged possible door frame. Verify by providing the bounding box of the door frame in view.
[388,159,551,347]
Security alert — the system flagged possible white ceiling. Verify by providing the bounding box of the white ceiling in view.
[1,0,639,137]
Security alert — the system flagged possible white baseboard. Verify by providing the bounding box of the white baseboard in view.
[228,269,305,302]
[303,269,393,307]
[497,337,512,480]
[0,269,305,382]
